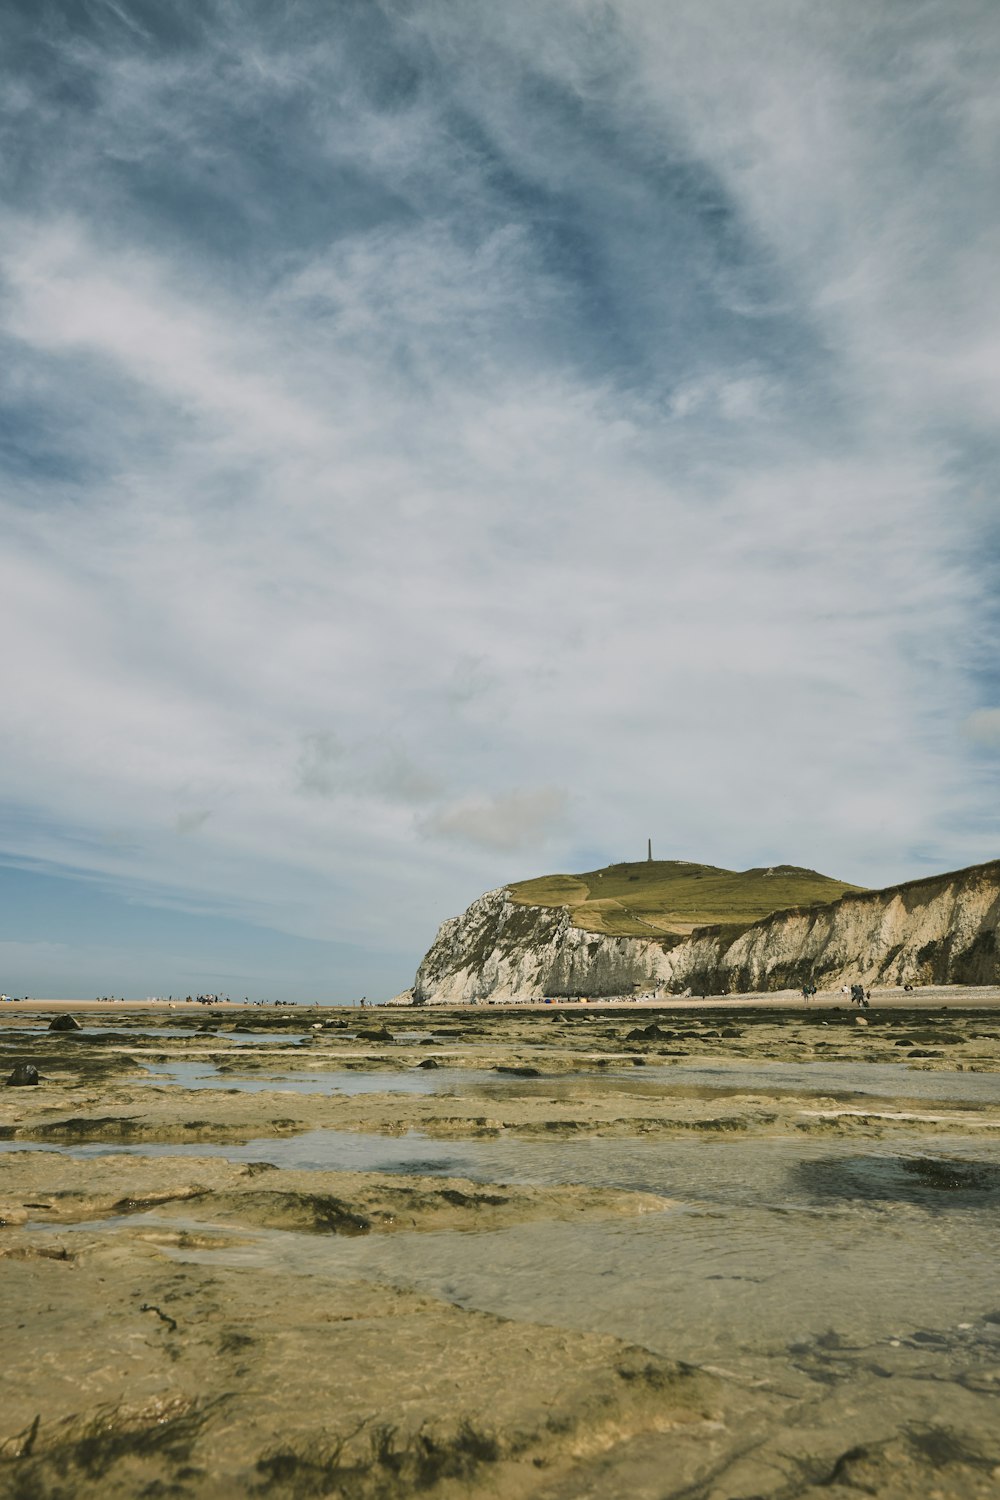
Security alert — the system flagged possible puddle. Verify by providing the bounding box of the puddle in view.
[135,1062,500,1094]
[118,1054,1000,1111]
[45,1132,994,1388]
[0,1024,310,1044]
[8,1114,1000,1390]
[635,1058,1000,1105]
[6,1126,999,1214]
[290,1199,1000,1375]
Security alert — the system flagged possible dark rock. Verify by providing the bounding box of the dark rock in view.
[356,1026,393,1042]
[6,1063,40,1086]
[494,1065,541,1077]
[47,1014,82,1033]
[625,1023,666,1041]
[417,1058,440,1069]
[900,1157,996,1192]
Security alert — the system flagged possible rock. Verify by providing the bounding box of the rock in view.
[356,1026,393,1042]
[625,1024,666,1041]
[47,1014,82,1032]
[6,1063,40,1086]
[854,1016,869,1026]
[417,1058,440,1069]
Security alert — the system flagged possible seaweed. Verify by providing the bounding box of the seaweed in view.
[0,1398,217,1497]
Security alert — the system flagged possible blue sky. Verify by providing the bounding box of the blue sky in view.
[2,0,1000,999]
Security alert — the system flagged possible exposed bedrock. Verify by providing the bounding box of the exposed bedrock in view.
[411,861,1000,1001]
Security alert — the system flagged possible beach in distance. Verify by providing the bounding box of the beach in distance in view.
[10,983,1000,1012]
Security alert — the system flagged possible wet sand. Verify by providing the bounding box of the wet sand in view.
[2,1001,1000,1497]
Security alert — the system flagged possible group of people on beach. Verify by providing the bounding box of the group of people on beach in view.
[799,981,871,1006]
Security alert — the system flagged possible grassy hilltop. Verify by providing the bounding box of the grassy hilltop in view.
[507,859,864,940]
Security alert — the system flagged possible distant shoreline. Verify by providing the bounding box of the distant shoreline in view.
[7,985,1000,1013]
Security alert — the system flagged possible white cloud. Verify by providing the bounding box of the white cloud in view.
[175,809,212,835]
[421,788,569,852]
[962,709,1000,749]
[0,1,998,995]
[296,734,345,799]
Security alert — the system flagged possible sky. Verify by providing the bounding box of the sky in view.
[2,0,1000,1000]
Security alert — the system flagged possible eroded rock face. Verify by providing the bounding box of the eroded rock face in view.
[412,862,1000,1001]
[674,862,1000,995]
[412,889,678,1003]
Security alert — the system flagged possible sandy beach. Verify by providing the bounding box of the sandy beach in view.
[11,981,1000,1013]
[2,999,1000,1496]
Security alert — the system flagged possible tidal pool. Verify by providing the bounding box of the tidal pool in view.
[127,1055,1000,1114]
[6,1111,1000,1432]
[136,1061,501,1093]
[118,1126,1000,1390]
[627,1057,1000,1104]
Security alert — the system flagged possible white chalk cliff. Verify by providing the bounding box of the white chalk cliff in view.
[410,861,1000,1001]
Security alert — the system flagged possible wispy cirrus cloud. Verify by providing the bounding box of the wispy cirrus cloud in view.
[0,0,998,997]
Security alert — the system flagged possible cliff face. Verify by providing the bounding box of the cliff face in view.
[672,861,1000,994]
[411,861,1000,1001]
[411,888,678,1003]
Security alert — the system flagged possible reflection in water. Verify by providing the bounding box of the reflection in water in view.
[591,1058,1000,1105]
[129,1055,1000,1109]
[137,1061,500,1095]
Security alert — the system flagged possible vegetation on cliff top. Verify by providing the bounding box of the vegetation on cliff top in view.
[507,860,863,939]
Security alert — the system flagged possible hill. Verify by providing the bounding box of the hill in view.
[507,859,863,940]
[409,859,1000,1003]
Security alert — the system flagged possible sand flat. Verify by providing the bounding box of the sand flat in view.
[2,1000,1000,1497]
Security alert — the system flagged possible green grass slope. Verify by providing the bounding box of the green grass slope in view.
[507,860,864,939]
